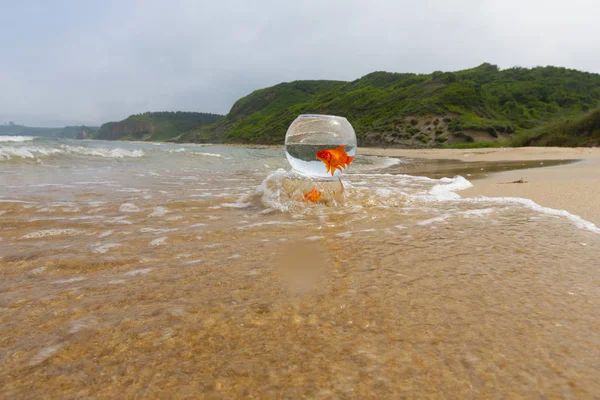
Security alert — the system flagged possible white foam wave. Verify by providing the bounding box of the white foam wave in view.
[221,202,251,208]
[402,174,599,234]
[254,169,289,211]
[0,144,144,161]
[30,266,48,275]
[0,199,33,203]
[195,152,224,158]
[426,176,473,201]
[60,145,144,158]
[29,345,62,366]
[0,136,36,142]
[21,229,83,239]
[119,203,141,213]
[183,259,204,265]
[149,237,167,247]
[140,227,177,233]
[305,235,324,241]
[148,206,169,217]
[104,216,132,225]
[0,145,62,160]
[251,167,600,236]
[93,243,121,254]
[417,215,451,226]
[463,196,600,234]
[124,268,153,276]
[375,156,404,168]
[458,208,495,218]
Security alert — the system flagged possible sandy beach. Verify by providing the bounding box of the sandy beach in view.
[362,146,600,226]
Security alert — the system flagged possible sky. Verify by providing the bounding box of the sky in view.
[1,0,599,126]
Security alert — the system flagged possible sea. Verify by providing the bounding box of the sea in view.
[1,136,599,398]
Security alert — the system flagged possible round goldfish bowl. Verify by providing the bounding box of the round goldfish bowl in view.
[284,114,357,179]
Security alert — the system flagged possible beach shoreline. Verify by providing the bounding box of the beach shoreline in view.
[89,140,600,226]
[209,144,600,225]
[360,146,600,226]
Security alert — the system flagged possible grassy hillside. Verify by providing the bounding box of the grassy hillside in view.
[179,64,600,147]
[511,107,600,147]
[95,112,222,141]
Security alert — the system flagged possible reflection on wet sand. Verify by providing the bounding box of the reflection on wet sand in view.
[387,157,577,179]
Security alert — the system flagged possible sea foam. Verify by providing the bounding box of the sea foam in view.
[21,229,83,239]
[0,136,36,142]
[0,144,144,161]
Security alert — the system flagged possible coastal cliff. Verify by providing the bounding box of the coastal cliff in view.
[95,112,222,142]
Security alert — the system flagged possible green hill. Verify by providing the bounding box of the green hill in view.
[512,107,600,147]
[179,63,600,147]
[95,111,223,141]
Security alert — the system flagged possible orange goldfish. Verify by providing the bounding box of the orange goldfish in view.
[303,188,322,203]
[316,145,354,176]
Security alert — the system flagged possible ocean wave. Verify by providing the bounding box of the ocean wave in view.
[0,136,36,142]
[60,145,144,158]
[197,152,225,158]
[163,148,231,159]
[248,168,600,235]
[0,144,144,161]
[0,145,63,160]
[462,196,600,235]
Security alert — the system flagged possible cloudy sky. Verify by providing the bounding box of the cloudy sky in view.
[1,0,599,126]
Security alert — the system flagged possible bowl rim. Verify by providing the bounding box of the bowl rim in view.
[297,114,348,120]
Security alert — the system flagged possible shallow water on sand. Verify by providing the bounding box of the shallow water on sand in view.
[1,139,599,398]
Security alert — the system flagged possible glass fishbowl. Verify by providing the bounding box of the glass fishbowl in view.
[285,114,357,179]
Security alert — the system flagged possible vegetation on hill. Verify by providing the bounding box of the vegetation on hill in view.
[511,107,600,147]
[95,112,222,141]
[179,63,600,147]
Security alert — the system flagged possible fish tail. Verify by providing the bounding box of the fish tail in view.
[346,155,354,165]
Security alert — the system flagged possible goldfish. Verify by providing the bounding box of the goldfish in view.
[316,145,354,176]
[303,188,322,203]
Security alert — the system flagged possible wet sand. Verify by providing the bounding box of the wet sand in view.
[360,146,599,162]
[2,143,600,398]
[363,147,600,226]
[463,158,600,226]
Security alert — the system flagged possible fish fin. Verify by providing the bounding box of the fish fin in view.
[335,145,347,153]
